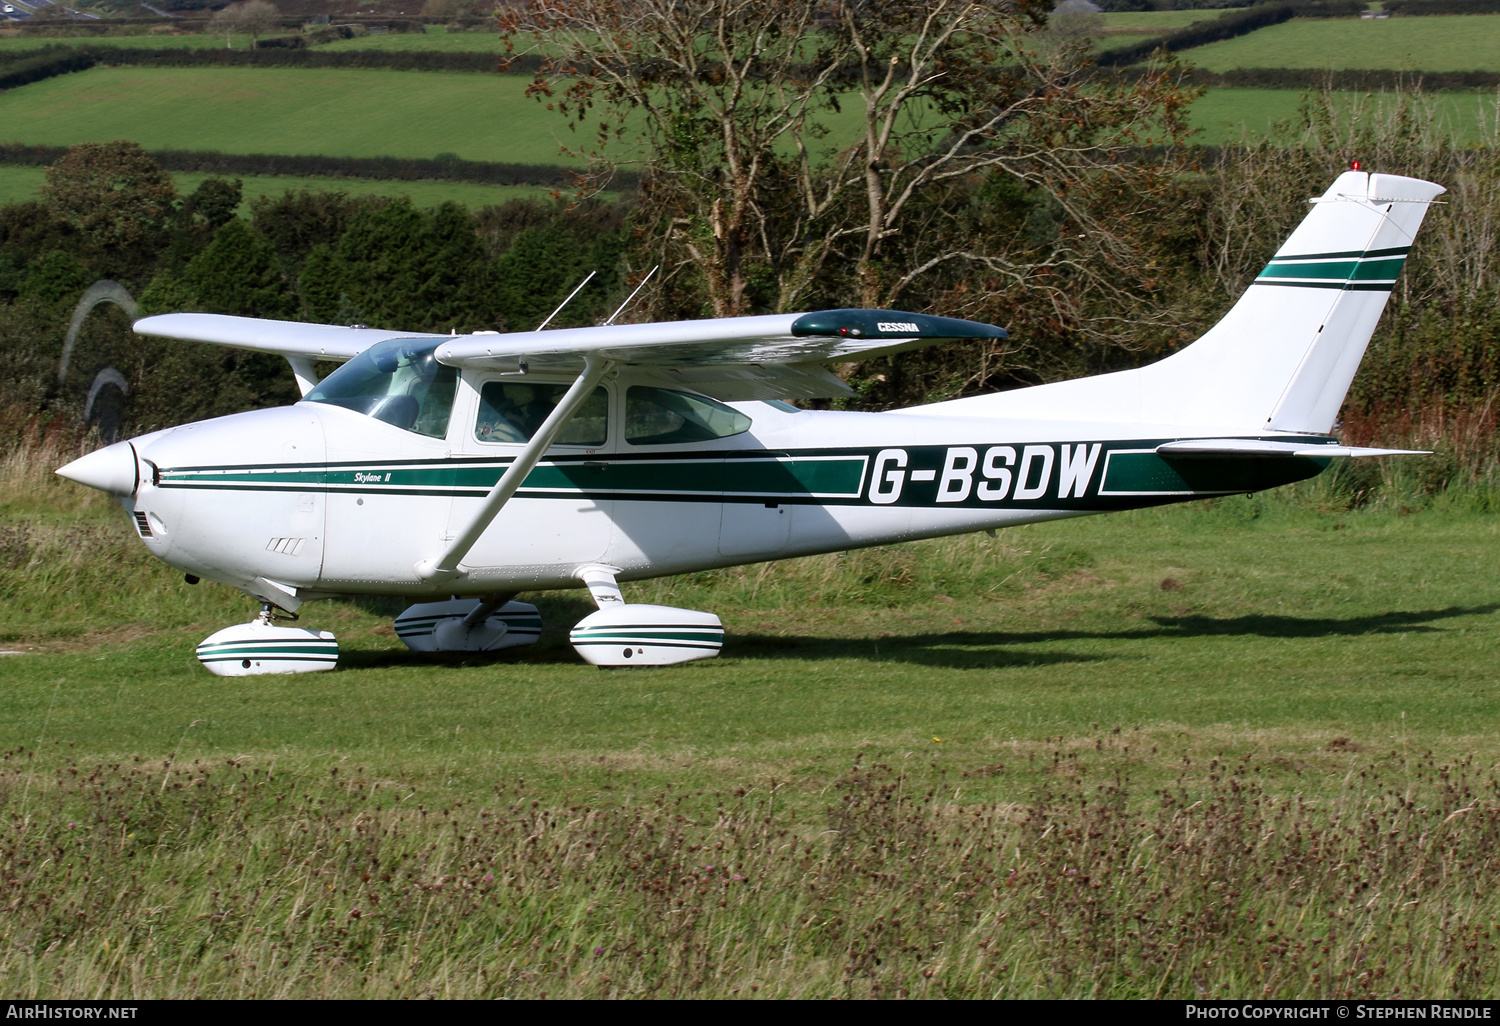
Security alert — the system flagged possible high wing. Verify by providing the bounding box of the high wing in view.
[133,309,1007,401]
[134,313,447,361]
[134,313,450,396]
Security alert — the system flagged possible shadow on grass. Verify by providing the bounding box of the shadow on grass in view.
[727,604,1500,667]
[1145,604,1500,638]
[335,604,1498,672]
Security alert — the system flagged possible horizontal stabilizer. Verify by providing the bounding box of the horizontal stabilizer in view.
[1157,438,1429,459]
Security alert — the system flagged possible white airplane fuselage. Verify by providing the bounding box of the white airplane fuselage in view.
[122,367,1327,608]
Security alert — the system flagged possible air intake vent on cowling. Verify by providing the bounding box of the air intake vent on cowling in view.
[132,510,152,537]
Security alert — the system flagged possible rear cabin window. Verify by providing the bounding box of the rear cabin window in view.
[474,381,608,446]
[625,387,751,446]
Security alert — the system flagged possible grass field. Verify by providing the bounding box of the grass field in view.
[0,67,595,166]
[320,25,515,53]
[1186,14,1500,72]
[1189,87,1500,145]
[1099,10,1222,32]
[0,32,256,51]
[0,25,514,53]
[3,435,1500,996]
[0,165,579,212]
[1,65,1493,172]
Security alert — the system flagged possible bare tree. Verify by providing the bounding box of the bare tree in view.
[503,0,1196,327]
[209,0,280,49]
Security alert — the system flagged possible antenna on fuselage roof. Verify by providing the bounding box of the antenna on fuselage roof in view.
[602,265,659,326]
[535,270,597,331]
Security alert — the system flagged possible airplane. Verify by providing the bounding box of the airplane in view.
[56,169,1441,675]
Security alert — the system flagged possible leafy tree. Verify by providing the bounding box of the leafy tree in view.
[181,177,244,231]
[41,142,177,254]
[495,220,612,330]
[180,219,298,319]
[298,199,497,332]
[250,189,363,272]
[19,250,94,308]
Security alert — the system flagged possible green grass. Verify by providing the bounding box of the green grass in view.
[0,165,583,211]
[0,64,896,169]
[320,25,515,53]
[1099,10,1223,32]
[1186,13,1500,72]
[0,31,257,50]
[0,66,597,166]
[0,25,515,53]
[1188,87,1500,144]
[6,443,1500,799]
[6,438,1500,996]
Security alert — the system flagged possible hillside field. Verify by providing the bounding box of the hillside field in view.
[0,31,261,50]
[1185,13,1500,72]
[0,65,1494,174]
[1099,10,1221,32]
[0,66,599,166]
[1189,87,1500,145]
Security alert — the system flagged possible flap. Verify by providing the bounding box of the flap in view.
[1157,438,1429,459]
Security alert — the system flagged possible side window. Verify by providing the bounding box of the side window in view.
[474,382,609,446]
[625,387,752,446]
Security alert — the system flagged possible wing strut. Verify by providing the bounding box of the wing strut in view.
[415,355,615,584]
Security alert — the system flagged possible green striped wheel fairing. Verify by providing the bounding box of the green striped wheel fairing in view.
[196,640,339,664]
[568,625,725,650]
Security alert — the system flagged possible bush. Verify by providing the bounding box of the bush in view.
[0,47,94,91]
[0,44,546,75]
[0,142,631,190]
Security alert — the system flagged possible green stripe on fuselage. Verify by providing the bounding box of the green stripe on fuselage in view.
[163,455,867,498]
[1101,450,1329,496]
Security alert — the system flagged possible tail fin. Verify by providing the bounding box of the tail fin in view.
[919,171,1444,435]
[1143,170,1444,433]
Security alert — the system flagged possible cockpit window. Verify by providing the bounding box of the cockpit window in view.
[303,339,458,439]
[475,382,608,446]
[625,387,751,445]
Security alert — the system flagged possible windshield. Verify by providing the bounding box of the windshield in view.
[303,339,458,439]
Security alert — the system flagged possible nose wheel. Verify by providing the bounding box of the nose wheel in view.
[196,604,339,676]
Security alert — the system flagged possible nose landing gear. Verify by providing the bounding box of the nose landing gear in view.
[195,605,339,676]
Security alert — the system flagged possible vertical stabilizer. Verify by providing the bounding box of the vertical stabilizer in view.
[1141,170,1444,433]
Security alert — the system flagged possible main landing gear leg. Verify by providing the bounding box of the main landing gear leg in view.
[195,604,339,676]
[569,565,724,668]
